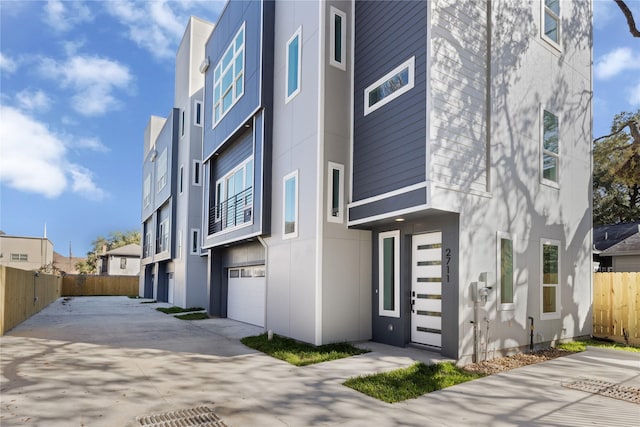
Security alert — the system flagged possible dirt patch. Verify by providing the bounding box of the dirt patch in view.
[463,348,575,375]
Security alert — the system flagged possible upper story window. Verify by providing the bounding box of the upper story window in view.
[191,228,200,255]
[11,253,28,262]
[540,239,561,320]
[144,232,151,258]
[158,219,169,253]
[286,27,302,103]
[497,232,515,310]
[364,56,415,116]
[330,7,346,70]
[143,175,151,207]
[327,162,344,223]
[213,24,245,126]
[542,0,560,47]
[194,100,203,127]
[283,170,299,238]
[212,157,254,232]
[157,147,168,191]
[181,110,185,137]
[192,160,201,186]
[541,109,559,186]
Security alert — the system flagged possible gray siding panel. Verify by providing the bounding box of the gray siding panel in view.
[353,1,427,201]
[349,188,426,221]
[212,128,253,180]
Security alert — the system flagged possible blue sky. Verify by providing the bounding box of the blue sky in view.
[1,0,639,256]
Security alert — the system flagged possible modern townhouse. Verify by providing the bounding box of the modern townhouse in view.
[140,17,214,307]
[156,0,592,364]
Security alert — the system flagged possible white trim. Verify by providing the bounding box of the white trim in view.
[541,0,562,51]
[329,6,346,71]
[348,181,427,208]
[379,230,400,318]
[348,204,430,227]
[364,56,415,116]
[285,26,302,103]
[282,170,299,239]
[540,238,561,320]
[327,162,344,223]
[203,229,262,249]
[194,100,203,127]
[192,160,202,186]
[315,0,325,345]
[540,107,560,188]
[348,3,355,203]
[496,231,516,311]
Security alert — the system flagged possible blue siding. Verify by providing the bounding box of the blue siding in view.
[353,1,427,202]
[349,187,426,221]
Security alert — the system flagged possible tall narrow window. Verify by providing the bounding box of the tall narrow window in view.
[191,228,200,254]
[158,219,169,253]
[541,239,561,319]
[542,0,560,46]
[179,165,184,194]
[120,258,127,269]
[497,232,515,310]
[157,147,168,191]
[379,230,400,318]
[143,175,151,207]
[364,57,415,116]
[213,24,245,126]
[181,110,185,136]
[330,7,346,70]
[283,170,298,238]
[192,160,201,185]
[327,162,344,223]
[194,100,202,126]
[286,27,302,102]
[542,109,559,185]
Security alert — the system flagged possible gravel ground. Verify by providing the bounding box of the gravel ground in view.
[463,348,575,375]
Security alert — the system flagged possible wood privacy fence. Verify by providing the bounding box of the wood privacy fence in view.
[0,266,62,335]
[62,275,139,296]
[593,272,640,346]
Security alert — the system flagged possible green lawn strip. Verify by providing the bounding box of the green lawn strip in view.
[557,338,640,353]
[156,306,205,314]
[140,300,157,304]
[127,295,142,299]
[174,312,209,320]
[344,362,485,403]
[241,333,369,366]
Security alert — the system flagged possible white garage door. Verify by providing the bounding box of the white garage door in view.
[228,265,266,327]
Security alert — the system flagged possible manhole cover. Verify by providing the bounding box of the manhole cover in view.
[563,378,640,404]
[136,406,228,427]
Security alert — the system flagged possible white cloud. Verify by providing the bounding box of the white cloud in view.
[40,55,133,116]
[0,105,106,200]
[629,81,640,106]
[76,137,109,153]
[44,0,93,32]
[593,0,616,30]
[16,89,52,112]
[594,47,640,80]
[0,52,17,73]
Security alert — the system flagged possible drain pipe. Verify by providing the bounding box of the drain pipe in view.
[528,316,534,353]
[471,283,479,363]
[257,236,268,331]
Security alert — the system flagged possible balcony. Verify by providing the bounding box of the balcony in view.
[209,187,253,234]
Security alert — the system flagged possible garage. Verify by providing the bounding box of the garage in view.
[227,265,266,327]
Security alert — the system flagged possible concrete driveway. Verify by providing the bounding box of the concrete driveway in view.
[1,296,638,426]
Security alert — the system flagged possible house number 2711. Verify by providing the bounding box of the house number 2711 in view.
[445,248,451,283]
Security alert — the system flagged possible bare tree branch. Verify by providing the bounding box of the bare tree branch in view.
[593,119,640,145]
[614,0,640,38]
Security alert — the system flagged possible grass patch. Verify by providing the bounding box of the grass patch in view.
[174,312,209,320]
[557,338,640,353]
[156,306,205,314]
[140,300,157,304]
[241,333,369,366]
[344,362,484,403]
[127,295,142,299]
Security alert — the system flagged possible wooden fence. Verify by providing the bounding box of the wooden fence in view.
[62,275,139,296]
[0,266,62,335]
[593,272,640,346]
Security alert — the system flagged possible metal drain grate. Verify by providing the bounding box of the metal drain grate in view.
[137,406,228,427]
[562,378,640,404]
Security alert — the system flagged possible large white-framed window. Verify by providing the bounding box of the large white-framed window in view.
[540,238,561,320]
[541,0,561,48]
[213,23,245,126]
[213,157,254,229]
[158,219,169,253]
[379,230,400,318]
[327,162,344,223]
[285,26,302,103]
[190,228,200,255]
[329,6,346,70]
[192,160,201,186]
[194,100,203,127]
[283,170,298,239]
[365,56,415,116]
[143,175,151,208]
[157,147,168,191]
[497,232,516,310]
[541,108,560,187]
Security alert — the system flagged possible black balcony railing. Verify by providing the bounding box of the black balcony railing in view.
[209,187,253,234]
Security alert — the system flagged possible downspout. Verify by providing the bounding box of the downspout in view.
[257,236,268,330]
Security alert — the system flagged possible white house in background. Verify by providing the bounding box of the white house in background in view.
[98,244,141,276]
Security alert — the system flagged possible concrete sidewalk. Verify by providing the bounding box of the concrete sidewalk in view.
[1,297,638,426]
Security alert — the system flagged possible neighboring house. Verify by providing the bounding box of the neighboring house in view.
[146,0,593,364]
[139,17,214,306]
[0,233,54,272]
[98,244,142,276]
[593,221,640,271]
[52,251,86,275]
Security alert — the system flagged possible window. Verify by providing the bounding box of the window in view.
[541,239,561,319]
[542,109,559,185]
[283,170,298,238]
[194,100,202,126]
[181,110,185,137]
[157,147,168,191]
[120,258,127,269]
[286,27,302,102]
[542,0,560,46]
[213,157,254,230]
[179,165,184,194]
[330,7,346,70]
[379,230,400,318]
[158,219,169,253]
[144,232,151,258]
[327,162,344,223]
[192,160,201,186]
[10,253,28,262]
[213,24,245,126]
[497,232,515,310]
[143,175,151,207]
[364,56,415,116]
[191,228,200,254]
